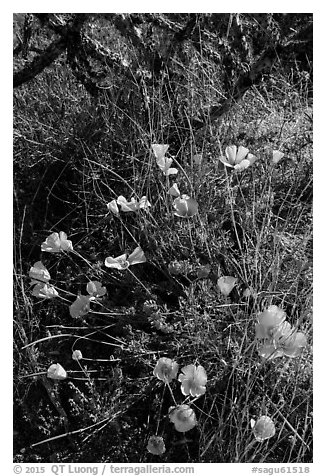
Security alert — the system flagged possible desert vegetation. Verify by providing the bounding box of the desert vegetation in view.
[13,13,313,463]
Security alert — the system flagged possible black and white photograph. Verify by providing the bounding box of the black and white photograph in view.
[13,10,313,468]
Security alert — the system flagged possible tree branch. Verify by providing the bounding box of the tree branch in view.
[187,20,312,131]
[13,37,67,88]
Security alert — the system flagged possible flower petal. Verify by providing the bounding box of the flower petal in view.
[128,247,146,265]
[41,232,61,253]
[60,238,73,252]
[72,350,83,361]
[59,231,68,241]
[252,416,276,442]
[147,436,166,455]
[173,197,198,218]
[107,199,120,215]
[69,295,91,319]
[116,195,128,205]
[247,153,258,165]
[29,261,51,284]
[272,321,293,341]
[165,167,178,176]
[255,305,286,339]
[219,155,234,167]
[117,196,138,212]
[258,343,285,360]
[180,379,192,396]
[178,364,207,397]
[152,144,169,161]
[47,363,67,380]
[225,145,237,165]
[235,146,249,164]
[156,156,172,169]
[105,255,128,269]
[168,183,181,197]
[86,281,107,297]
[234,159,250,171]
[169,405,197,432]
[138,196,151,209]
[54,232,73,252]
[282,331,307,357]
[217,276,237,296]
[32,283,58,299]
[153,357,179,383]
[272,150,285,164]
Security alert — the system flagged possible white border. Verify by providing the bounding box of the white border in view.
[6,4,323,474]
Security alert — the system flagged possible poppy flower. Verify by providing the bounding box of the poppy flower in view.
[151,144,169,161]
[69,295,91,319]
[178,364,207,397]
[255,305,286,339]
[219,145,258,171]
[173,195,198,218]
[156,156,178,176]
[169,405,197,432]
[72,350,83,361]
[272,150,285,164]
[281,331,307,358]
[217,276,237,296]
[147,436,166,455]
[116,195,138,213]
[32,283,59,299]
[105,253,129,270]
[258,328,307,360]
[29,261,51,285]
[153,357,179,383]
[251,416,276,442]
[86,281,107,298]
[127,247,146,266]
[116,195,151,213]
[168,183,181,197]
[47,363,67,380]
[105,246,146,270]
[138,196,151,210]
[257,343,286,360]
[234,154,257,171]
[107,199,120,216]
[271,321,293,342]
[41,232,73,253]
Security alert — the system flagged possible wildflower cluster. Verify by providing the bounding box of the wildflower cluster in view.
[29,232,75,298]
[147,358,207,453]
[29,261,58,299]
[107,195,151,215]
[152,144,199,218]
[255,305,307,359]
[148,355,278,451]
[31,232,146,323]
[41,231,73,253]
[25,142,306,461]
[152,144,178,176]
